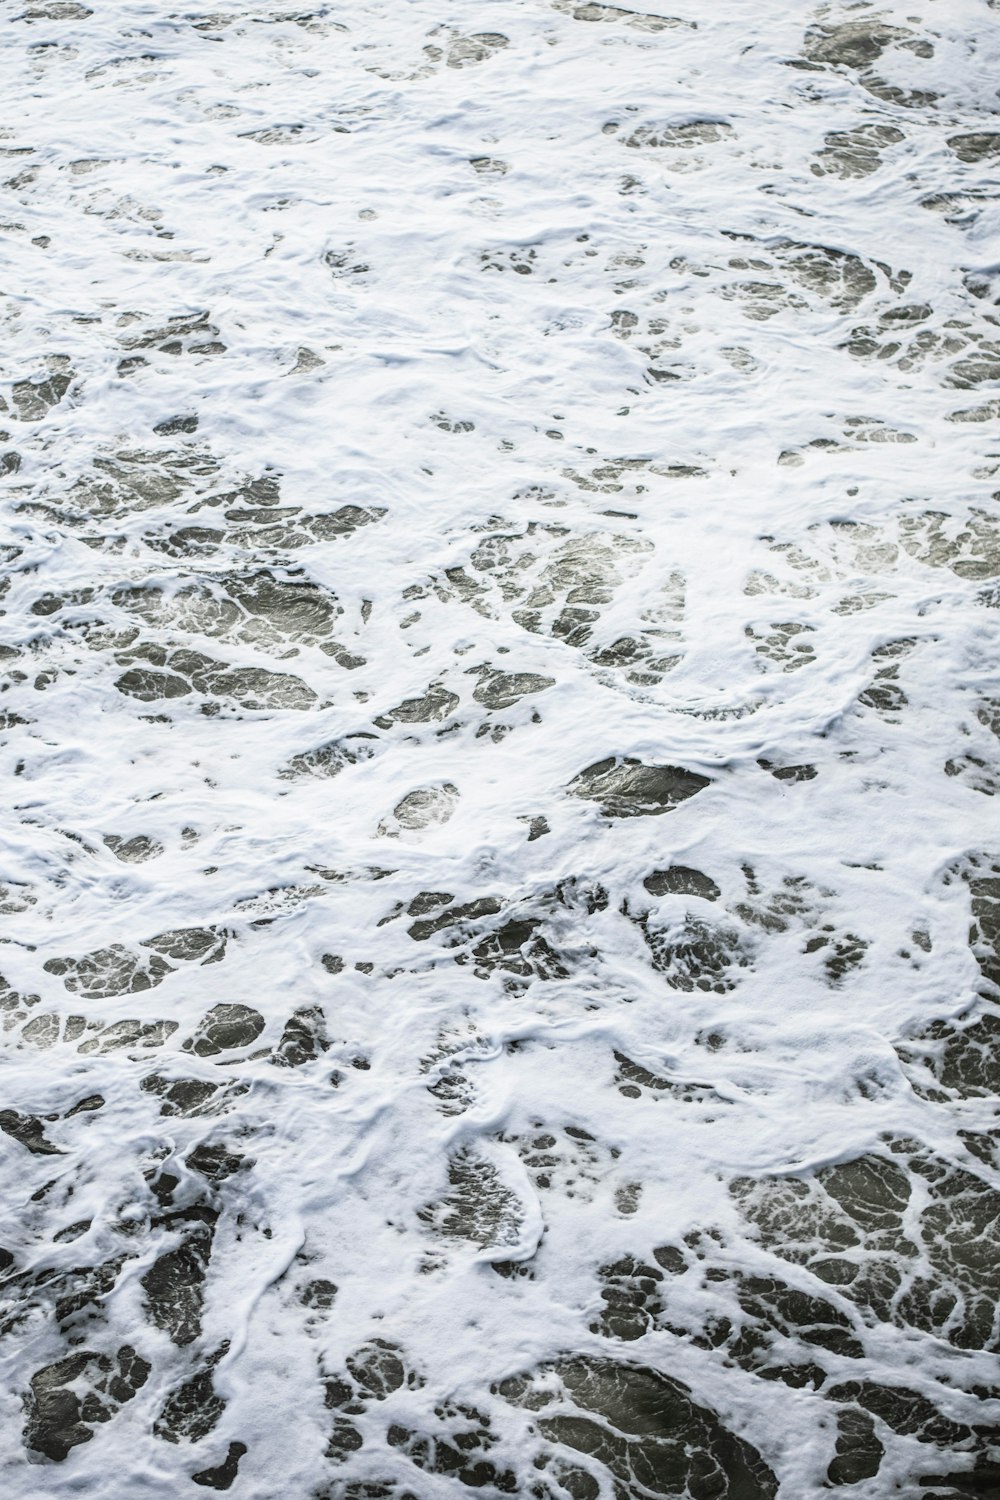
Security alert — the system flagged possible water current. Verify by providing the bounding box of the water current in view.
[1,0,1000,1495]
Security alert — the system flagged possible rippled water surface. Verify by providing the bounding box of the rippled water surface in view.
[1,0,1000,1495]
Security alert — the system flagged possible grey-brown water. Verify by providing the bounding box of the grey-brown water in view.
[1,0,999,1496]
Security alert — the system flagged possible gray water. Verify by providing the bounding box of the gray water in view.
[1,0,999,1495]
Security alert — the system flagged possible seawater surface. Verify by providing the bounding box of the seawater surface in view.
[1,0,999,1495]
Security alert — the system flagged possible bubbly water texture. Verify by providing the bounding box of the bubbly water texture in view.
[1,0,999,1495]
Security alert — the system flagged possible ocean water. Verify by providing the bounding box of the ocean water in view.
[1,0,999,1495]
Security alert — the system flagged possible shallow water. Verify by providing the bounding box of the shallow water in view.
[1,0,999,1496]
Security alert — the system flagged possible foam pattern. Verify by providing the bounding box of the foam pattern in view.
[1,0,999,1495]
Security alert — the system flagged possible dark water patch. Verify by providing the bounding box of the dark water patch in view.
[956,854,1000,992]
[389,1398,515,1491]
[316,1486,419,1500]
[141,1074,249,1116]
[611,119,734,150]
[900,512,999,580]
[44,943,173,998]
[900,1008,1000,1100]
[948,133,1000,164]
[272,1005,330,1067]
[185,1142,249,1181]
[10,367,73,422]
[757,759,816,782]
[746,619,816,672]
[417,1149,524,1251]
[117,310,223,356]
[802,20,910,69]
[945,345,1000,391]
[553,1,691,31]
[109,571,347,657]
[452,522,684,691]
[408,890,453,916]
[103,833,164,862]
[812,123,905,179]
[733,1143,1000,1352]
[828,1381,974,1448]
[154,1345,228,1443]
[323,1339,420,1464]
[301,1278,337,1311]
[141,1215,216,1346]
[281,733,378,779]
[0,1109,62,1154]
[949,398,1000,426]
[500,1357,778,1500]
[468,916,571,983]
[192,1441,247,1489]
[827,1405,883,1486]
[383,782,458,833]
[469,155,508,176]
[143,925,226,965]
[595,1240,863,1384]
[153,413,199,435]
[431,30,509,69]
[64,448,214,520]
[115,644,319,711]
[945,750,1000,797]
[1,1245,128,1343]
[591,1254,666,1342]
[472,668,554,709]
[78,1017,178,1054]
[407,895,503,942]
[856,638,915,717]
[65,1093,104,1117]
[23,1345,149,1461]
[638,908,750,992]
[568,757,709,817]
[183,1003,265,1058]
[376,683,459,726]
[146,524,226,557]
[507,1123,615,1202]
[613,1051,726,1104]
[427,1067,477,1116]
[802,930,868,986]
